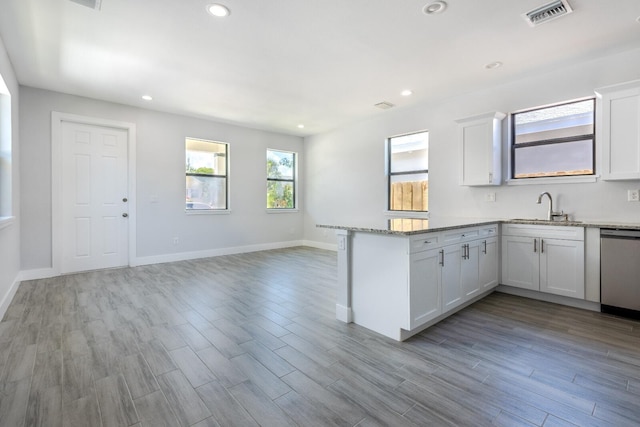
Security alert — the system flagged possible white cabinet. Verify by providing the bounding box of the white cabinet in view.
[539,238,585,299]
[456,111,506,186]
[409,248,442,329]
[596,80,640,180]
[479,237,499,291]
[441,225,498,311]
[442,244,463,311]
[502,235,540,291]
[502,224,585,299]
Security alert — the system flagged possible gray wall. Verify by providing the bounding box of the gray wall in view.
[304,47,640,246]
[0,35,20,311]
[20,87,304,270]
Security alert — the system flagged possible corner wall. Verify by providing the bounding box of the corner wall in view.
[19,87,305,273]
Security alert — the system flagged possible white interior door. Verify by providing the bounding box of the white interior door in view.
[61,121,129,273]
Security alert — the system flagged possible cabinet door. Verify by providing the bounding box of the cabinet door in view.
[597,82,640,180]
[539,238,585,299]
[457,112,505,186]
[461,241,480,300]
[409,248,442,329]
[501,236,540,291]
[479,237,499,291]
[442,244,463,311]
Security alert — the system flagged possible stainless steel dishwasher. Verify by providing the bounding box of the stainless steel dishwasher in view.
[601,228,640,319]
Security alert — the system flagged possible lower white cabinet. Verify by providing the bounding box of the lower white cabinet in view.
[502,224,585,299]
[409,248,442,329]
[539,238,585,299]
[479,237,499,291]
[442,234,498,313]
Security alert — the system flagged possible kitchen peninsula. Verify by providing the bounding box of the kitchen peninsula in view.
[317,218,501,341]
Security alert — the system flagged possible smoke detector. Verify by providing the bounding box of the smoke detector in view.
[374,101,395,110]
[523,0,572,27]
[69,0,102,10]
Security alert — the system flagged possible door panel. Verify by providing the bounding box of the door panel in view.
[61,121,129,273]
[502,236,539,291]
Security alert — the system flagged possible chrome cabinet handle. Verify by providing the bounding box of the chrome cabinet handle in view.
[439,249,444,266]
[541,239,544,253]
[534,239,537,253]
[482,240,487,254]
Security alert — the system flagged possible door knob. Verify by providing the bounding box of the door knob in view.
[122,213,128,218]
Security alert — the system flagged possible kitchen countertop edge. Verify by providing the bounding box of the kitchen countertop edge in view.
[316,219,640,236]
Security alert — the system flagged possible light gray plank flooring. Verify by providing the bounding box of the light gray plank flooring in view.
[1,246,639,426]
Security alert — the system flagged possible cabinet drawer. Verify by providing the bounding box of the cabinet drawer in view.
[410,233,441,253]
[443,228,480,243]
[502,223,584,241]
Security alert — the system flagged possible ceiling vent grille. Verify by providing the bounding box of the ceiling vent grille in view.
[523,0,572,27]
[374,101,395,110]
[69,0,102,10]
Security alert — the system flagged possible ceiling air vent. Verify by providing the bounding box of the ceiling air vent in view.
[523,0,572,27]
[374,101,395,110]
[69,0,102,10]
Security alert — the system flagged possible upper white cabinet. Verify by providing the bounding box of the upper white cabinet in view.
[456,111,506,186]
[595,80,640,180]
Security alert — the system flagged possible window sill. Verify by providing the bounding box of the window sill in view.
[384,210,429,219]
[266,209,299,214]
[506,175,598,185]
[0,216,15,231]
[186,209,231,215]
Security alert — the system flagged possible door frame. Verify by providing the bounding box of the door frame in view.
[51,111,137,274]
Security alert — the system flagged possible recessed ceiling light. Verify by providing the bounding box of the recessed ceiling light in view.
[141,95,153,101]
[207,3,230,17]
[401,90,413,97]
[297,124,305,129]
[423,1,447,15]
[485,61,503,70]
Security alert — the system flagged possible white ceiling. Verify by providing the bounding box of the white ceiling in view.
[1,0,639,136]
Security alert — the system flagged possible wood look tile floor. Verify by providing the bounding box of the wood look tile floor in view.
[1,247,639,426]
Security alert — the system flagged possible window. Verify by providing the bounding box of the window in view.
[267,149,296,209]
[511,98,595,179]
[0,73,11,222]
[387,131,429,212]
[185,138,228,210]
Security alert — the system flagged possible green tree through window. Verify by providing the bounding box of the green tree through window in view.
[267,149,296,209]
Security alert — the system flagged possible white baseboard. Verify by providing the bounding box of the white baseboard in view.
[496,285,601,312]
[20,268,58,281]
[0,273,22,320]
[17,241,330,282]
[302,240,337,251]
[134,240,306,266]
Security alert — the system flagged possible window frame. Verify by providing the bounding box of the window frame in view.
[185,137,229,212]
[266,148,297,210]
[386,130,429,214]
[510,97,596,181]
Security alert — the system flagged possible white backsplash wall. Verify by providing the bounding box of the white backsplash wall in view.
[304,47,640,246]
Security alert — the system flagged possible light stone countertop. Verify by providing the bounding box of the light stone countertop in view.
[316,217,640,236]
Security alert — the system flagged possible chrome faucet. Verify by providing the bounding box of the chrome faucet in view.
[536,192,564,221]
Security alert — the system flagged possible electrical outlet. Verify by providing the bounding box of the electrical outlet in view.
[485,192,496,202]
[628,190,640,202]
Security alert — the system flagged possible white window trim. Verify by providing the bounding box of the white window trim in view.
[508,97,596,183]
[0,216,15,231]
[386,130,430,214]
[506,175,599,185]
[185,137,230,212]
[267,148,298,210]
